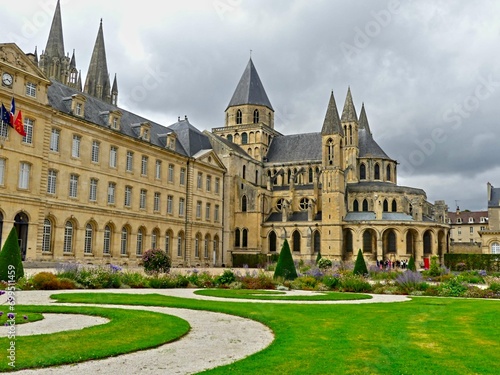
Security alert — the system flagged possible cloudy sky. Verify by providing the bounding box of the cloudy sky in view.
[4,0,500,211]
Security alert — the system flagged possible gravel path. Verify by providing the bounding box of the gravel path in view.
[9,289,410,374]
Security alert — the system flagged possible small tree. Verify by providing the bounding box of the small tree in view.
[0,227,24,282]
[407,255,416,272]
[353,249,368,276]
[141,249,171,275]
[273,239,297,280]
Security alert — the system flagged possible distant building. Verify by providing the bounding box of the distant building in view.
[479,183,500,254]
[447,209,488,253]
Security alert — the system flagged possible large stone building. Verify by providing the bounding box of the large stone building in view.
[0,1,451,267]
[478,183,500,254]
[447,208,488,253]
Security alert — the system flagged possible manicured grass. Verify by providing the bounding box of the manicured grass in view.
[0,305,190,371]
[194,289,372,300]
[0,311,43,325]
[51,293,500,375]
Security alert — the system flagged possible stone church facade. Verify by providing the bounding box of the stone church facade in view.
[0,1,450,267]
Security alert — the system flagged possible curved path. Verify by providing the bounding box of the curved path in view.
[12,289,410,374]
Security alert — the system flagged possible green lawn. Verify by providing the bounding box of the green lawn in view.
[194,289,372,300]
[0,305,190,371]
[51,292,500,375]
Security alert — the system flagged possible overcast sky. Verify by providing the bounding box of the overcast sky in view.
[4,0,500,211]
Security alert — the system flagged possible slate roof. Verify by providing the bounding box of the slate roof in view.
[489,186,500,207]
[447,211,488,224]
[265,211,317,223]
[265,132,322,163]
[227,58,273,111]
[344,212,414,222]
[47,80,212,157]
[209,133,249,158]
[358,128,391,159]
[347,181,426,196]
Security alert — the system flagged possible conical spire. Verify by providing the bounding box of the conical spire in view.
[227,58,273,111]
[77,70,82,92]
[44,0,65,58]
[341,87,358,122]
[84,19,111,103]
[33,46,38,64]
[321,91,343,136]
[111,73,118,105]
[358,103,371,135]
[70,49,76,68]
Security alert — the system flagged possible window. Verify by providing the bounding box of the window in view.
[227,134,233,142]
[236,109,242,124]
[326,139,334,165]
[353,200,359,212]
[299,198,309,210]
[195,234,200,258]
[196,201,202,218]
[168,164,174,182]
[215,178,220,194]
[468,217,474,223]
[458,228,462,235]
[197,172,202,189]
[103,225,111,254]
[206,203,211,220]
[141,155,148,175]
[457,218,462,224]
[235,228,240,247]
[242,132,248,144]
[84,224,93,254]
[109,146,117,168]
[180,167,186,185]
[480,217,486,223]
[120,227,128,255]
[253,109,259,124]
[470,226,474,234]
[18,162,30,189]
[374,163,380,180]
[165,232,171,253]
[292,230,301,252]
[107,182,116,204]
[276,198,284,211]
[69,174,78,198]
[72,135,81,158]
[50,129,60,152]
[214,204,220,222]
[154,192,161,212]
[362,199,369,212]
[241,195,247,212]
[177,234,183,257]
[480,226,486,231]
[26,82,36,97]
[126,151,133,171]
[89,178,98,201]
[206,176,211,192]
[63,221,73,253]
[47,169,57,194]
[179,198,185,216]
[386,164,391,181]
[136,228,144,255]
[155,160,162,179]
[75,103,82,116]
[22,118,34,144]
[204,236,210,258]
[242,229,248,247]
[91,141,100,163]
[492,242,500,254]
[167,195,173,214]
[140,189,147,209]
[124,186,132,207]
[152,229,159,249]
[42,219,52,252]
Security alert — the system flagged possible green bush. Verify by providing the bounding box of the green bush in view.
[317,258,332,270]
[0,227,24,282]
[291,276,318,290]
[216,269,236,286]
[340,274,372,293]
[121,272,148,288]
[321,275,341,290]
[408,256,416,271]
[353,249,368,276]
[273,239,297,280]
[241,271,276,289]
[428,256,441,277]
[487,282,500,293]
[141,249,171,275]
[444,253,500,272]
[438,277,468,297]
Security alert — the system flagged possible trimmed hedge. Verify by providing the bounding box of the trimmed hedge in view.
[0,227,24,282]
[444,253,500,272]
[232,253,278,268]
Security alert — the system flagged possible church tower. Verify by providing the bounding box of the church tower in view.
[320,91,345,258]
[341,87,359,183]
[213,58,280,161]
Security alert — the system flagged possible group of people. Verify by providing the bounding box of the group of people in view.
[376,259,410,270]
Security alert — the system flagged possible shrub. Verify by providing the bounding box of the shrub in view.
[321,274,341,290]
[317,258,332,270]
[55,263,80,280]
[487,282,500,293]
[0,227,24,282]
[274,239,297,280]
[290,276,318,290]
[407,256,416,272]
[339,274,372,293]
[428,256,441,277]
[438,277,468,297]
[395,271,424,294]
[121,272,148,288]
[31,272,76,290]
[241,271,276,289]
[142,249,171,275]
[315,251,322,264]
[353,249,368,276]
[455,262,467,272]
[216,269,236,286]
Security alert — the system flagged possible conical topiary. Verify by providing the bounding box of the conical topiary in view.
[353,249,368,276]
[0,227,24,282]
[273,239,297,280]
[407,255,416,272]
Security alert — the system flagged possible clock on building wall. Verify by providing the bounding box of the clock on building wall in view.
[2,72,13,86]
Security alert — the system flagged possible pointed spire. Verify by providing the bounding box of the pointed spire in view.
[84,18,111,103]
[112,73,118,93]
[341,87,358,122]
[34,46,38,64]
[44,0,65,58]
[321,91,343,136]
[70,49,76,68]
[358,103,371,135]
[77,70,82,92]
[227,58,273,111]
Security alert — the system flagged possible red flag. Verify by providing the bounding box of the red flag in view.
[13,110,26,137]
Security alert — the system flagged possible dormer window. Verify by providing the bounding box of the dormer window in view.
[468,217,474,223]
[480,217,486,223]
[71,94,86,117]
[457,218,462,224]
[108,110,122,130]
[75,103,82,116]
[140,122,151,141]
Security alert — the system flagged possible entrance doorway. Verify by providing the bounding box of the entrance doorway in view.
[14,212,29,261]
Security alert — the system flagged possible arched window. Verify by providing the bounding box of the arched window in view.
[269,231,277,252]
[204,235,210,258]
[136,227,145,255]
[386,230,396,253]
[344,230,353,253]
[84,223,93,254]
[276,198,284,211]
[242,229,248,247]
[241,195,247,212]
[253,109,259,124]
[195,233,202,258]
[227,134,233,143]
[103,225,112,254]
[362,199,369,212]
[165,230,172,254]
[392,199,397,212]
[121,226,128,255]
[42,218,52,253]
[236,109,242,124]
[349,125,353,144]
[423,231,432,254]
[491,242,500,254]
[386,164,391,181]
[242,165,246,179]
[177,231,184,257]
[353,200,359,212]
[241,132,248,144]
[152,228,160,249]
[383,199,389,212]
[359,163,366,180]
[374,163,380,180]
[235,228,241,247]
[63,221,74,253]
[363,231,373,253]
[292,230,301,252]
[327,139,334,165]
[314,231,321,253]
[309,168,314,183]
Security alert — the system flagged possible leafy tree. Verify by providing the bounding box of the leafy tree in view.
[0,227,24,282]
[407,255,416,272]
[273,239,297,280]
[141,249,171,275]
[353,249,368,276]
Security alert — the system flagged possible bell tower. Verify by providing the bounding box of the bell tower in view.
[341,87,359,183]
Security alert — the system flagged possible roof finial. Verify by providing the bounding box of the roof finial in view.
[250,49,252,58]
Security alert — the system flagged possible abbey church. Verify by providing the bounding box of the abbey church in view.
[0,1,451,267]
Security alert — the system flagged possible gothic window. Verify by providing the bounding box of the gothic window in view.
[242,132,248,144]
[344,230,353,253]
[423,231,432,254]
[363,230,373,253]
[386,164,391,181]
[242,229,248,247]
[235,228,241,247]
[374,163,380,180]
[292,230,301,252]
[236,109,242,124]
[276,198,284,211]
[313,231,321,253]
[269,231,277,252]
[349,125,353,144]
[386,230,396,253]
[360,163,366,180]
[242,165,246,179]
[242,195,247,212]
[253,109,259,124]
[309,168,313,183]
[392,199,397,212]
[327,139,334,165]
[227,134,233,142]
[383,199,389,212]
[353,200,359,212]
[299,198,309,210]
[362,199,369,212]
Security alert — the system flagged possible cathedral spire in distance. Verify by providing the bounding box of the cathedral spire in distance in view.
[44,0,64,59]
[321,91,343,136]
[359,103,372,135]
[84,18,111,103]
[341,87,358,122]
